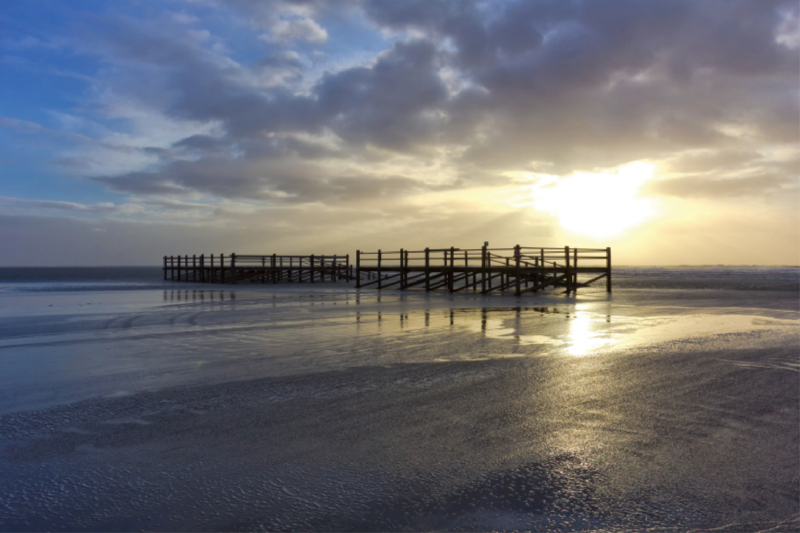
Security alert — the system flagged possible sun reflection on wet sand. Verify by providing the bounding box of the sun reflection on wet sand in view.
[566,312,617,356]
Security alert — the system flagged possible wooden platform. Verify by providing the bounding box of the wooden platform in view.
[163,245,611,295]
[355,246,611,295]
[163,254,352,284]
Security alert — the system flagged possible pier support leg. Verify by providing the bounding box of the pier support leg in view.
[425,248,430,291]
[377,250,382,290]
[356,250,361,288]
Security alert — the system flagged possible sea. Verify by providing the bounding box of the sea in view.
[0,266,797,531]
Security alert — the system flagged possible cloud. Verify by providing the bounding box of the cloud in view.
[3,0,798,266]
[644,174,797,198]
[261,18,327,44]
[0,196,120,214]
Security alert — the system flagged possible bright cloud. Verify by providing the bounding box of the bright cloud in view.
[0,0,797,265]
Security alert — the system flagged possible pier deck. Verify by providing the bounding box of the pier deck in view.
[356,246,611,295]
[163,253,351,284]
[164,245,611,295]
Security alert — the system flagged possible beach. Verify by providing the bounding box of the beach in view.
[0,267,798,531]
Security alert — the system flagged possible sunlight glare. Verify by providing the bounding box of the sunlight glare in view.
[567,312,615,357]
[532,162,655,238]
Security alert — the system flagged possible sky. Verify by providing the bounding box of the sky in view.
[0,0,798,266]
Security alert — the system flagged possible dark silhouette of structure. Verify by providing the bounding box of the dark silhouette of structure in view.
[163,245,611,295]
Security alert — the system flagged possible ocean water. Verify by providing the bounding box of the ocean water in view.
[0,266,797,531]
[0,265,797,296]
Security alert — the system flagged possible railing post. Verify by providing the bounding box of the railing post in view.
[210,254,215,282]
[346,254,350,283]
[573,247,578,292]
[564,246,571,294]
[177,255,182,282]
[192,254,197,282]
[163,256,168,281]
[377,250,382,290]
[405,250,409,289]
[425,248,430,291]
[272,254,277,283]
[201,254,205,283]
[514,244,521,296]
[356,250,361,288]
[481,245,487,293]
[231,253,237,284]
[464,250,471,291]
[449,246,455,292]
[399,248,404,289]
[220,254,225,284]
[606,247,612,293]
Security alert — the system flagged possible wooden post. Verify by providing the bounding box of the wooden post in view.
[606,247,612,293]
[449,246,455,292]
[399,249,404,289]
[514,244,521,296]
[177,255,182,282]
[163,256,168,281]
[488,251,493,291]
[377,250,382,289]
[356,250,361,288]
[425,248,430,291]
[540,248,545,290]
[481,246,487,293]
[201,254,205,283]
[346,254,350,282]
[464,250,470,291]
[210,254,215,282]
[193,254,197,282]
[573,248,578,291]
[405,250,409,289]
[564,246,571,294]
[231,253,237,284]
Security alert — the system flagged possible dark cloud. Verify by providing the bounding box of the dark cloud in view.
[314,39,448,150]
[68,0,799,207]
[94,157,430,204]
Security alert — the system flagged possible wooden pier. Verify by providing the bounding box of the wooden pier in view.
[355,246,611,295]
[163,254,352,284]
[163,245,611,295]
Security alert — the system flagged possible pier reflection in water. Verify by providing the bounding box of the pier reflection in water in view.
[364,305,614,356]
[163,289,237,302]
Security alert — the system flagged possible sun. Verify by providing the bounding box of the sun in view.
[532,162,655,238]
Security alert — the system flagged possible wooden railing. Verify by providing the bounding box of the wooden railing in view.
[163,253,352,284]
[355,246,611,294]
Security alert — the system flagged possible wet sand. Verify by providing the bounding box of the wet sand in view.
[0,283,798,531]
